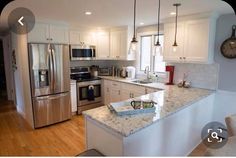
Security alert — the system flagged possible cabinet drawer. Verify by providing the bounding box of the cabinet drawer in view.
[121,83,145,92]
[110,81,121,89]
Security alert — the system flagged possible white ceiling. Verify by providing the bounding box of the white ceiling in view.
[0,0,234,32]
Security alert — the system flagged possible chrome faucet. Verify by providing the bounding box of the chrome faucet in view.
[144,66,151,80]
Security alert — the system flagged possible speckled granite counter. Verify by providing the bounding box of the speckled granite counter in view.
[83,85,214,137]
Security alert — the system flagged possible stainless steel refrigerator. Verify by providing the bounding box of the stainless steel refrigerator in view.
[28,43,71,128]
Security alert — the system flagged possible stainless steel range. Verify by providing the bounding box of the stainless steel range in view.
[71,67,102,114]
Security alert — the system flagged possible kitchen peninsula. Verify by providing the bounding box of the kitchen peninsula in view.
[83,85,215,156]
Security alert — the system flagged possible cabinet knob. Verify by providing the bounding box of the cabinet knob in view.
[183,57,186,60]
[107,56,110,58]
[179,57,182,60]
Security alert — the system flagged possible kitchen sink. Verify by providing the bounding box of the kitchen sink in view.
[132,80,153,84]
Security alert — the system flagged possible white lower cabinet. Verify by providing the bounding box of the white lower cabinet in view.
[103,80,111,105]
[103,79,160,105]
[145,88,160,94]
[121,83,145,99]
[110,81,121,103]
[70,81,77,113]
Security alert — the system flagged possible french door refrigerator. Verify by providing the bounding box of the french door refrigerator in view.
[28,43,71,128]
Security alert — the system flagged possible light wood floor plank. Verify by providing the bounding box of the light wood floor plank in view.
[0,101,85,156]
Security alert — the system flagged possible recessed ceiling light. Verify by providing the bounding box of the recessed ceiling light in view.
[85,11,92,15]
[170,12,176,15]
[140,22,144,25]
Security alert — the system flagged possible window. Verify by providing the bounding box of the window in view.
[140,34,165,72]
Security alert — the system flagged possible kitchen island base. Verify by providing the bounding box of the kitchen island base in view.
[84,93,215,156]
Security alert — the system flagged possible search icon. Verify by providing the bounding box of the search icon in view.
[211,132,219,139]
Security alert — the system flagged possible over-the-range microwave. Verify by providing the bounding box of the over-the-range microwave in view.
[70,44,96,60]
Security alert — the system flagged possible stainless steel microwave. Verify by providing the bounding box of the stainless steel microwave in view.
[70,44,96,60]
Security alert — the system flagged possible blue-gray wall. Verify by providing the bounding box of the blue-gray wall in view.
[215,14,236,92]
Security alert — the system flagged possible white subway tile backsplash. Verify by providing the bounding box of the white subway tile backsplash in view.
[172,63,219,90]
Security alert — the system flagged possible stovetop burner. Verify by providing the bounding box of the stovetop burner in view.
[70,66,101,82]
[71,76,101,82]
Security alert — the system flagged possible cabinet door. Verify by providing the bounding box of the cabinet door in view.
[97,32,110,59]
[103,80,111,105]
[121,90,131,100]
[69,31,80,44]
[184,19,209,63]
[110,88,121,103]
[110,31,121,59]
[28,23,49,42]
[119,30,128,59]
[163,23,185,62]
[49,24,69,44]
[70,83,77,113]
[80,32,97,45]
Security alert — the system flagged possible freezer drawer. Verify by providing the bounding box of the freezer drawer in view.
[33,92,71,128]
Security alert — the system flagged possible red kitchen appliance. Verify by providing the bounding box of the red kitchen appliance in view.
[166,65,175,85]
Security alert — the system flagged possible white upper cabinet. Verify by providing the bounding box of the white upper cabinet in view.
[96,31,110,59]
[110,30,122,59]
[163,22,185,61]
[184,19,214,63]
[68,26,136,61]
[80,32,97,45]
[110,26,135,60]
[49,24,69,43]
[28,23,50,43]
[28,22,69,44]
[163,15,217,64]
[69,30,97,45]
[69,31,80,45]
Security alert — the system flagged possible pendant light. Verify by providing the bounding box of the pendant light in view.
[154,0,162,56]
[172,3,181,53]
[129,0,138,54]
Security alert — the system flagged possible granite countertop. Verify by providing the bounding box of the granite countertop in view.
[83,85,214,137]
[99,76,166,90]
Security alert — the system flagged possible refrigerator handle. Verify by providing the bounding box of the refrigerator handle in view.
[48,44,54,92]
[51,47,56,92]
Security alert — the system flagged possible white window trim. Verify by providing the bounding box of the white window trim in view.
[136,31,164,76]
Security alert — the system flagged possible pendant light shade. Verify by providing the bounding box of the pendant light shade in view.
[154,0,162,56]
[129,0,138,54]
[172,3,181,53]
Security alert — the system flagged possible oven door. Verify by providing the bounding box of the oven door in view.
[77,81,102,106]
[70,45,96,60]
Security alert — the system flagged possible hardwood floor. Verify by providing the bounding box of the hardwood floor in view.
[0,100,206,156]
[0,101,86,156]
[189,142,207,156]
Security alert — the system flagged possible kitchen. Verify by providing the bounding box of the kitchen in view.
[0,0,236,156]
